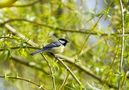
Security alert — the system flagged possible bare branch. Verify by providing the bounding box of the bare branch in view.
[1,18,128,36]
[0,46,39,51]
[0,75,46,90]
[41,54,56,90]
[54,55,83,87]
[10,55,49,75]
[118,0,125,89]
[5,24,38,47]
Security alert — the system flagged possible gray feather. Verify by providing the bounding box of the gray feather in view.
[30,49,44,55]
[30,41,62,56]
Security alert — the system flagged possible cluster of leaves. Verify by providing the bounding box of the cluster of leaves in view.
[0,0,129,90]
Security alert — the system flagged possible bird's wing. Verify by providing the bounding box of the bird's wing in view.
[30,41,61,55]
[42,41,61,51]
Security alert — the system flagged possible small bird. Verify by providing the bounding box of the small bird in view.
[30,38,68,55]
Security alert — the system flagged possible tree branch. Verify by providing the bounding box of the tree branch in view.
[4,24,38,47]
[0,46,39,51]
[10,55,49,75]
[0,75,46,90]
[41,54,56,90]
[0,18,128,36]
[118,0,125,89]
[54,55,83,87]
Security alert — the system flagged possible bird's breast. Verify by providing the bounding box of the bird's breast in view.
[50,46,65,54]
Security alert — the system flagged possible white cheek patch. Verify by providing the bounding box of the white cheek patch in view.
[59,40,65,44]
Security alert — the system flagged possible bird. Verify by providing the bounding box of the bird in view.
[30,38,68,56]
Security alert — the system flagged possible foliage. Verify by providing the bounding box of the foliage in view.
[0,0,128,90]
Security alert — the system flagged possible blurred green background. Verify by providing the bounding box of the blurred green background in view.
[0,0,129,90]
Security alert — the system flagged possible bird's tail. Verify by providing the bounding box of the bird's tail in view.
[30,49,44,55]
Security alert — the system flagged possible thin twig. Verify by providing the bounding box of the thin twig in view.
[101,45,120,89]
[118,0,125,89]
[78,15,103,58]
[0,36,19,39]
[59,73,69,90]
[0,46,39,51]
[0,75,46,90]
[54,56,83,87]
[79,37,104,57]
[41,54,56,90]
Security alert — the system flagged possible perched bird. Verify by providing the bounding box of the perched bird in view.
[30,38,68,55]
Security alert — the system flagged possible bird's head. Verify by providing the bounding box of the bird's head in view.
[58,38,68,46]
